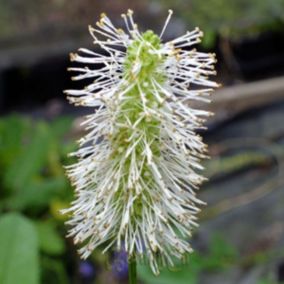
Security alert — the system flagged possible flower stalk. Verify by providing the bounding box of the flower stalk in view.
[128,256,137,284]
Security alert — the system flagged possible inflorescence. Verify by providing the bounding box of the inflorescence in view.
[63,9,218,274]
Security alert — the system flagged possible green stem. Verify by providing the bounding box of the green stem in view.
[128,256,137,284]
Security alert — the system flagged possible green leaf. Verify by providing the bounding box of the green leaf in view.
[138,261,199,284]
[0,213,39,284]
[49,116,75,162]
[201,29,217,49]
[0,115,30,167]
[6,177,69,211]
[4,122,51,191]
[35,221,65,255]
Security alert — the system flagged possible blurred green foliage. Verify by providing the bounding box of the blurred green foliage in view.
[205,150,273,179]
[0,115,74,211]
[0,115,75,284]
[138,235,239,284]
[156,0,284,47]
[258,280,279,284]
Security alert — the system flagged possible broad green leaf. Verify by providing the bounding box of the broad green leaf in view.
[35,221,65,255]
[0,213,39,284]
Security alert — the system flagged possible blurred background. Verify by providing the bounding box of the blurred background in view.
[1,0,284,283]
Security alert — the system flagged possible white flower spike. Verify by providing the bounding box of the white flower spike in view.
[63,10,218,275]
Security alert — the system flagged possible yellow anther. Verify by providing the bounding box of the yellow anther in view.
[69,53,77,61]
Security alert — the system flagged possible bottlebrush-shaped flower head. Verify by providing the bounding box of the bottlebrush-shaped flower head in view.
[63,9,218,274]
